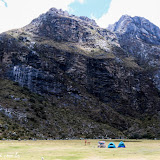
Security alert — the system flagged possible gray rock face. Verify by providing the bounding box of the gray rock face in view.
[107,15,160,91]
[9,65,64,94]
[107,15,160,62]
[25,8,99,42]
[79,16,98,27]
[108,15,160,45]
[154,70,160,90]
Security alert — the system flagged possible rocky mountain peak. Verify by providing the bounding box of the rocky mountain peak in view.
[28,7,98,32]
[48,7,70,17]
[22,7,119,52]
[23,7,102,45]
[47,8,98,27]
[108,15,160,45]
[107,14,132,33]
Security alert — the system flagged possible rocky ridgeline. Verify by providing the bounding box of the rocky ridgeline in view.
[26,7,99,37]
[24,7,118,51]
[108,15,160,45]
[31,7,99,27]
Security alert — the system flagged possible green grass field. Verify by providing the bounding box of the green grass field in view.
[0,140,159,160]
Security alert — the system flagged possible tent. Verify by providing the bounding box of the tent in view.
[98,141,105,145]
[118,141,126,148]
[108,142,116,148]
[98,141,106,148]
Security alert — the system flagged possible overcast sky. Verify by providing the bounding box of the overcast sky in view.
[0,0,160,33]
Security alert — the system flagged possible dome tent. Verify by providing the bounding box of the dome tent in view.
[98,141,106,148]
[108,142,116,148]
[118,141,126,148]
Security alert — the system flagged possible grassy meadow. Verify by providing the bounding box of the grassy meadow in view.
[0,139,159,160]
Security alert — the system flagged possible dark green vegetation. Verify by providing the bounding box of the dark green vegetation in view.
[0,79,124,139]
[0,8,160,139]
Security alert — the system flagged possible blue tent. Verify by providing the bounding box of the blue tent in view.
[118,141,125,148]
[108,142,116,148]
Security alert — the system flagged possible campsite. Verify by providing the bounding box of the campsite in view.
[0,1,160,160]
[0,139,159,160]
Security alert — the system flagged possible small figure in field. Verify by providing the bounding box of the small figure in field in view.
[85,140,87,146]
[85,140,90,145]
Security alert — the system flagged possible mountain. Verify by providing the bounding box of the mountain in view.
[0,8,160,139]
[107,15,160,90]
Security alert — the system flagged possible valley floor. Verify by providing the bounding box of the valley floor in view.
[0,139,159,160]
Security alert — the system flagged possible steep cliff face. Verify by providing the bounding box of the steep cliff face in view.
[0,9,160,139]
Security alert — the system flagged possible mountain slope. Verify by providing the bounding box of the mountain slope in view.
[0,9,160,139]
[107,15,160,91]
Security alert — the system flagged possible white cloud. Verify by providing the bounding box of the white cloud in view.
[96,0,160,28]
[0,0,75,33]
[78,0,85,4]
